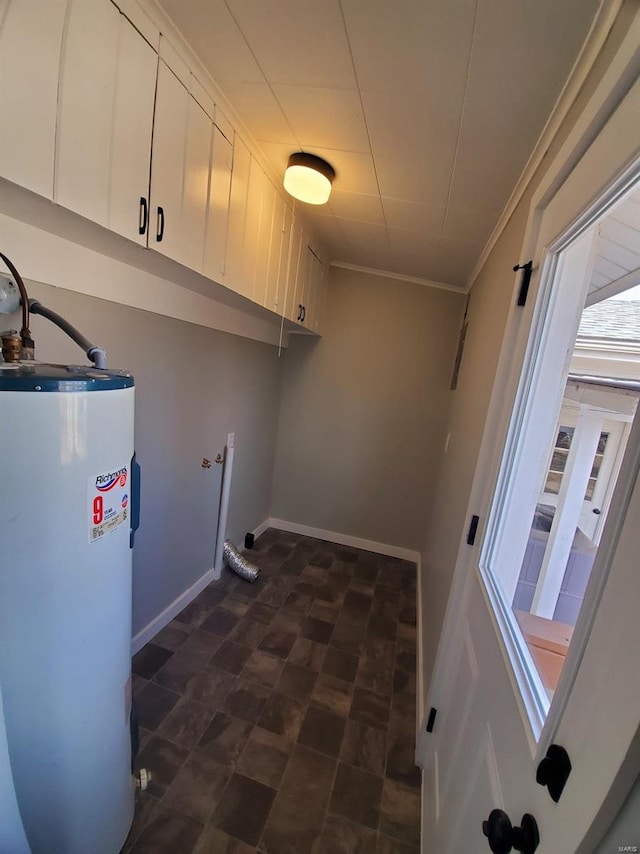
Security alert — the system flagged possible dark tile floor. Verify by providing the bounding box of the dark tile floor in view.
[126,529,421,854]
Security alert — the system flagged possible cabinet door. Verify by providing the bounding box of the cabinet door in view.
[181,95,212,271]
[109,14,157,245]
[225,135,251,294]
[296,242,313,327]
[274,201,293,318]
[203,125,233,283]
[0,0,67,198]
[264,192,286,314]
[149,59,189,259]
[55,0,120,224]
[240,157,267,301]
[254,175,276,308]
[284,214,304,322]
[312,255,327,334]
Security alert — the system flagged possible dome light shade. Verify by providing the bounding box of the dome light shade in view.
[283,152,335,205]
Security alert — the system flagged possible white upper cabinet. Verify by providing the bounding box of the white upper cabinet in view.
[242,158,274,303]
[296,242,313,327]
[181,95,212,271]
[149,55,212,270]
[284,214,304,323]
[254,176,277,309]
[0,0,67,199]
[224,135,251,294]
[109,14,158,245]
[149,59,188,260]
[55,0,120,224]
[0,0,326,333]
[203,125,233,283]
[238,155,264,300]
[263,191,287,315]
[274,201,294,318]
[307,249,326,333]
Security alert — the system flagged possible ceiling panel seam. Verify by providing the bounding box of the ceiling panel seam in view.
[440,0,480,245]
[337,0,390,250]
[222,0,301,152]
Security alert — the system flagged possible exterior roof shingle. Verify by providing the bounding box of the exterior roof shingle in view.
[578,300,640,343]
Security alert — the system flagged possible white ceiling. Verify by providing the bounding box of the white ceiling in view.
[158,0,599,289]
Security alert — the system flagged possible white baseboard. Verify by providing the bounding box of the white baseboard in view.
[251,517,271,540]
[267,517,420,563]
[131,567,216,655]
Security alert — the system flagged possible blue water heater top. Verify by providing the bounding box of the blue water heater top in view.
[0,362,134,392]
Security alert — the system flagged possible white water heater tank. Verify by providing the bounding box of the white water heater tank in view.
[0,362,137,854]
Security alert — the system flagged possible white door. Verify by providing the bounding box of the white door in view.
[0,0,67,199]
[541,411,628,543]
[420,75,640,853]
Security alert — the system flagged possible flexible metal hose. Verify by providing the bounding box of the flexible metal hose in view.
[222,540,260,583]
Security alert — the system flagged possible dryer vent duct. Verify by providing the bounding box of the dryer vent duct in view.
[223,540,260,583]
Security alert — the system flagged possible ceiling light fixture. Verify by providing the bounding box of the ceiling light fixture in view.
[283,152,335,205]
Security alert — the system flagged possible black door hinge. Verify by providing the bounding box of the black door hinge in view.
[513,260,533,307]
[467,514,480,545]
[426,707,437,733]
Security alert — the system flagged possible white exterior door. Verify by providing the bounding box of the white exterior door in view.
[540,409,628,544]
[420,72,640,853]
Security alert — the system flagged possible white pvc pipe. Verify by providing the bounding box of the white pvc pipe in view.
[214,432,235,578]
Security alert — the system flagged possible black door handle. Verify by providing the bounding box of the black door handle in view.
[156,206,165,242]
[297,304,302,321]
[482,810,539,854]
[536,744,571,802]
[139,197,148,235]
[592,508,601,515]
[301,305,306,322]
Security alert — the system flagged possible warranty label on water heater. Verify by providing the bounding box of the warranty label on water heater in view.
[88,465,129,543]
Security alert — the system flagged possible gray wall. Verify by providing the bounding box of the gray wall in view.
[271,267,464,551]
[20,281,283,635]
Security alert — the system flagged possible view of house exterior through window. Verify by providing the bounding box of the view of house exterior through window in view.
[511,190,640,702]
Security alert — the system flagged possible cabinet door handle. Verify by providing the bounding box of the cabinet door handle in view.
[138,197,148,235]
[156,206,165,242]
[301,305,306,322]
[297,304,302,321]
